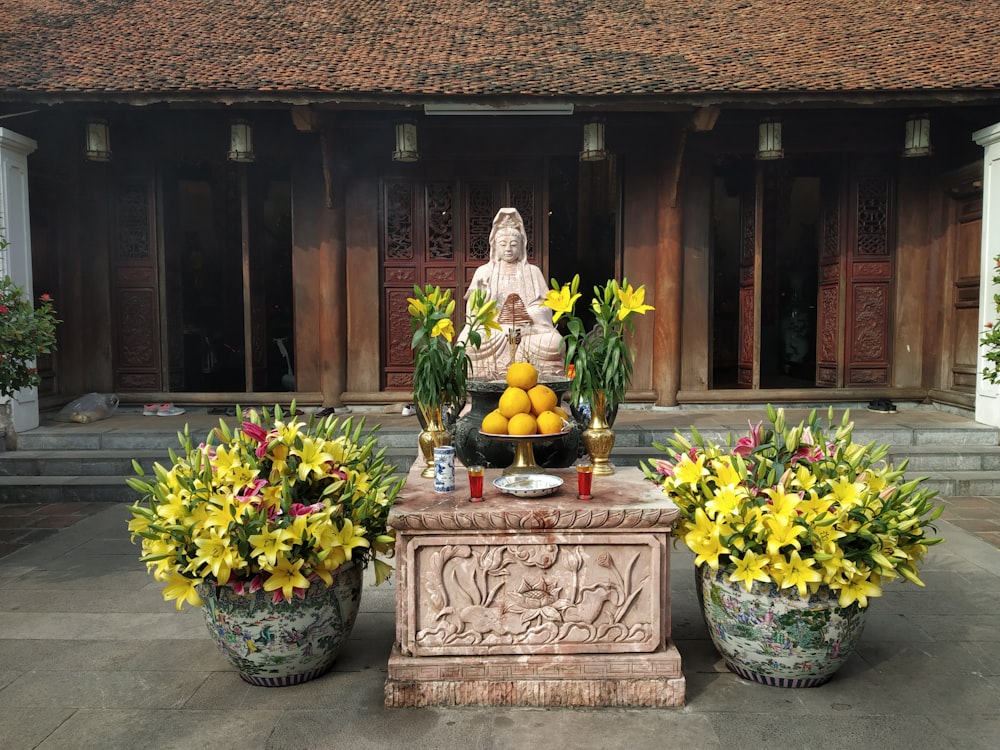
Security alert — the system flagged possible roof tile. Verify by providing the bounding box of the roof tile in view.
[0,0,998,101]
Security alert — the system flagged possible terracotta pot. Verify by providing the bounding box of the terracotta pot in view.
[696,563,868,688]
[196,561,363,687]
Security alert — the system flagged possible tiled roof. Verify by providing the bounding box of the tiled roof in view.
[1,0,999,102]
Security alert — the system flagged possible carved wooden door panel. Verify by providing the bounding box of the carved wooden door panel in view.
[381,172,541,390]
[844,169,893,387]
[112,176,162,391]
[736,172,760,388]
[816,175,846,386]
[948,190,982,392]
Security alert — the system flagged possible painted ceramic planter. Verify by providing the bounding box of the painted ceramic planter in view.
[697,564,868,688]
[196,561,363,686]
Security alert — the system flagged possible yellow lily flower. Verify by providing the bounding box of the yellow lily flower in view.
[431,317,455,342]
[263,557,311,601]
[728,550,772,591]
[616,283,654,320]
[684,508,730,570]
[542,284,581,322]
[292,436,336,482]
[772,549,823,598]
[248,526,297,568]
[161,572,204,611]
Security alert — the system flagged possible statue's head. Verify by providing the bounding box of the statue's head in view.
[489,208,528,264]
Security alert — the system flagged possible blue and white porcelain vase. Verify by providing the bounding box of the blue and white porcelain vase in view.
[196,560,363,686]
[697,563,869,688]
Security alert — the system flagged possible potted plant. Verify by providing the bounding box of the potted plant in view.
[126,405,403,686]
[0,220,59,448]
[643,405,944,687]
[542,274,654,474]
[408,283,499,476]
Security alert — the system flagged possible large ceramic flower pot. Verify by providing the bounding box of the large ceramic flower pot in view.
[697,563,868,688]
[196,561,363,686]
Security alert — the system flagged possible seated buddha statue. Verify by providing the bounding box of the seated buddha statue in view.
[464,207,565,380]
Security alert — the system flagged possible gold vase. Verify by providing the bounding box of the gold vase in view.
[417,403,452,479]
[581,391,615,476]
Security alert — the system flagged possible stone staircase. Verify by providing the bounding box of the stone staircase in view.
[1,409,998,503]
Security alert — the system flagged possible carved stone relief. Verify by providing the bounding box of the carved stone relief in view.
[406,535,663,656]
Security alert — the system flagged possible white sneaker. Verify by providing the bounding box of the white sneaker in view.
[156,404,185,417]
[401,404,416,417]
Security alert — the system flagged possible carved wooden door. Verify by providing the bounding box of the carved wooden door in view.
[844,169,893,386]
[381,170,542,390]
[112,176,162,391]
[816,174,846,386]
[736,171,760,388]
[946,183,982,393]
[735,160,894,389]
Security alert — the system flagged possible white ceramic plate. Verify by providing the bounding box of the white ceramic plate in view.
[492,474,564,498]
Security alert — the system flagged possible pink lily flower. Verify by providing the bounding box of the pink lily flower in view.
[734,421,763,457]
[241,421,269,444]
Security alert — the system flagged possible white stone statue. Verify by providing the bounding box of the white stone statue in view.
[464,207,565,379]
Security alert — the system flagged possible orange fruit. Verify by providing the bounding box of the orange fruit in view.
[507,412,538,436]
[553,406,570,421]
[527,384,558,416]
[506,362,538,390]
[498,386,532,418]
[481,410,509,435]
[536,410,564,435]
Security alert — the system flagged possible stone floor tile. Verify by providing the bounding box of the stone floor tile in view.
[35,709,283,750]
[0,670,210,709]
[0,707,76,750]
[710,714,949,750]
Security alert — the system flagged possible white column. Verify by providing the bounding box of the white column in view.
[0,128,41,434]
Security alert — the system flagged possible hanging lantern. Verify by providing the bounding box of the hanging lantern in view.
[228,119,255,162]
[393,121,419,162]
[903,114,931,157]
[757,119,783,160]
[84,119,112,162]
[579,120,607,162]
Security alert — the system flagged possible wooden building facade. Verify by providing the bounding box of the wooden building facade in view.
[2,1,999,414]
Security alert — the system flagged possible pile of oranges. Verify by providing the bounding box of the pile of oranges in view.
[481,362,569,436]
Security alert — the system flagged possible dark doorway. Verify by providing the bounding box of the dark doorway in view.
[711,160,822,389]
[167,164,292,393]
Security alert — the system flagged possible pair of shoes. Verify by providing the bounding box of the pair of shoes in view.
[144,402,185,417]
[866,398,897,414]
[401,404,416,417]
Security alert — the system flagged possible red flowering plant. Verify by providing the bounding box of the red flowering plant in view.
[980,254,1000,384]
[0,221,59,401]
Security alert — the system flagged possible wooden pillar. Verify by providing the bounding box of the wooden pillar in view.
[653,133,685,406]
[290,124,347,406]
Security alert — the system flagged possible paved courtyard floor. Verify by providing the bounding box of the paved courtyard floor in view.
[1,496,998,749]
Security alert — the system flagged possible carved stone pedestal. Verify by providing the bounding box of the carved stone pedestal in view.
[384,464,685,707]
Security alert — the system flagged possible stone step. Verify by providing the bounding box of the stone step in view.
[3,410,997,503]
[0,447,419,504]
[0,450,169,478]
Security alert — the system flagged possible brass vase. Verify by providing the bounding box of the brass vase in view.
[581,391,615,476]
[417,403,452,479]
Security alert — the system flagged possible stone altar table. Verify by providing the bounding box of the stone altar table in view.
[384,462,685,707]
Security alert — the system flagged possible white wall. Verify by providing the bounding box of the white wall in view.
[974,122,1000,427]
[0,128,40,434]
